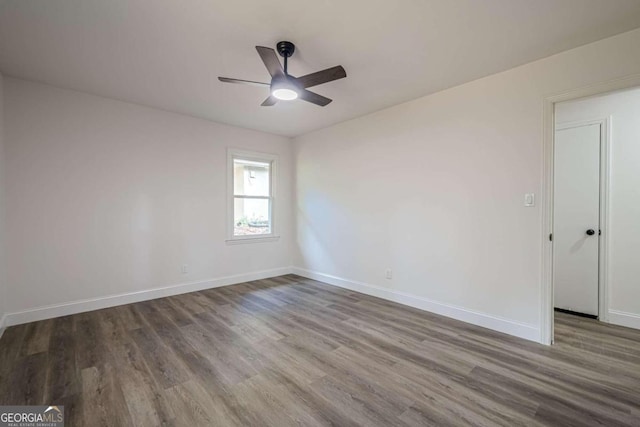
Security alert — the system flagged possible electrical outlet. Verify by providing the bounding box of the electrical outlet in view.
[181,264,188,274]
[385,269,393,279]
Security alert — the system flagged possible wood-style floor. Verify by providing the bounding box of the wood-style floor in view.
[1,275,639,426]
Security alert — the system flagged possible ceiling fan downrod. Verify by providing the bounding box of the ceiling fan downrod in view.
[276,41,295,76]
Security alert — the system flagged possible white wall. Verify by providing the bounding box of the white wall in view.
[0,71,6,332]
[293,28,640,342]
[556,87,640,329]
[3,78,293,324]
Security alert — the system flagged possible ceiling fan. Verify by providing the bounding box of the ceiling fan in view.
[218,41,346,107]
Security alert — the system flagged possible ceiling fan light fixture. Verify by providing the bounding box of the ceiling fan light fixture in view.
[271,80,299,100]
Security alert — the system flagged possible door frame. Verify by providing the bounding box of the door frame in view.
[554,118,610,321]
[541,73,640,345]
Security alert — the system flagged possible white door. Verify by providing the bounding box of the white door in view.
[553,124,600,316]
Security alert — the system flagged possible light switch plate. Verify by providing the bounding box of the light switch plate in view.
[524,193,535,207]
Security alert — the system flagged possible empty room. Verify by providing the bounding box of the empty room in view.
[1,0,640,425]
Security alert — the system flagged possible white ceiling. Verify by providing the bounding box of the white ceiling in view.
[2,1,640,137]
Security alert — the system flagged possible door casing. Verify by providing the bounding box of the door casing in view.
[539,75,640,346]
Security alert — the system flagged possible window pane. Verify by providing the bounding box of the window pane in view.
[234,158,270,196]
[234,197,271,236]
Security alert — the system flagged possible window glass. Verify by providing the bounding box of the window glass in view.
[233,159,270,197]
[231,155,274,238]
[234,197,271,236]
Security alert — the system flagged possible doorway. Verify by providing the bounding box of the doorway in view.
[552,119,608,319]
[543,78,640,345]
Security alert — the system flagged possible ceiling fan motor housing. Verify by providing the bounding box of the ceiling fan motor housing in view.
[276,41,295,58]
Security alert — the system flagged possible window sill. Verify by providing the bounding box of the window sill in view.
[226,236,280,245]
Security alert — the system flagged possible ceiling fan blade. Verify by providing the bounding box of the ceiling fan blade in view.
[218,77,270,87]
[299,89,332,107]
[256,46,284,78]
[295,66,346,88]
[261,96,278,107]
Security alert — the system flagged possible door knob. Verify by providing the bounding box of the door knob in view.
[586,229,595,236]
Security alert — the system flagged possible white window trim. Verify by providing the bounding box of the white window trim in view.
[226,148,280,244]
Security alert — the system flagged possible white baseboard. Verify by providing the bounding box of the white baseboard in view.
[0,313,7,340]
[608,309,640,330]
[3,267,293,327]
[292,267,540,343]
[3,266,544,344]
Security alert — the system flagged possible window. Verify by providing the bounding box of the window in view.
[227,149,277,242]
